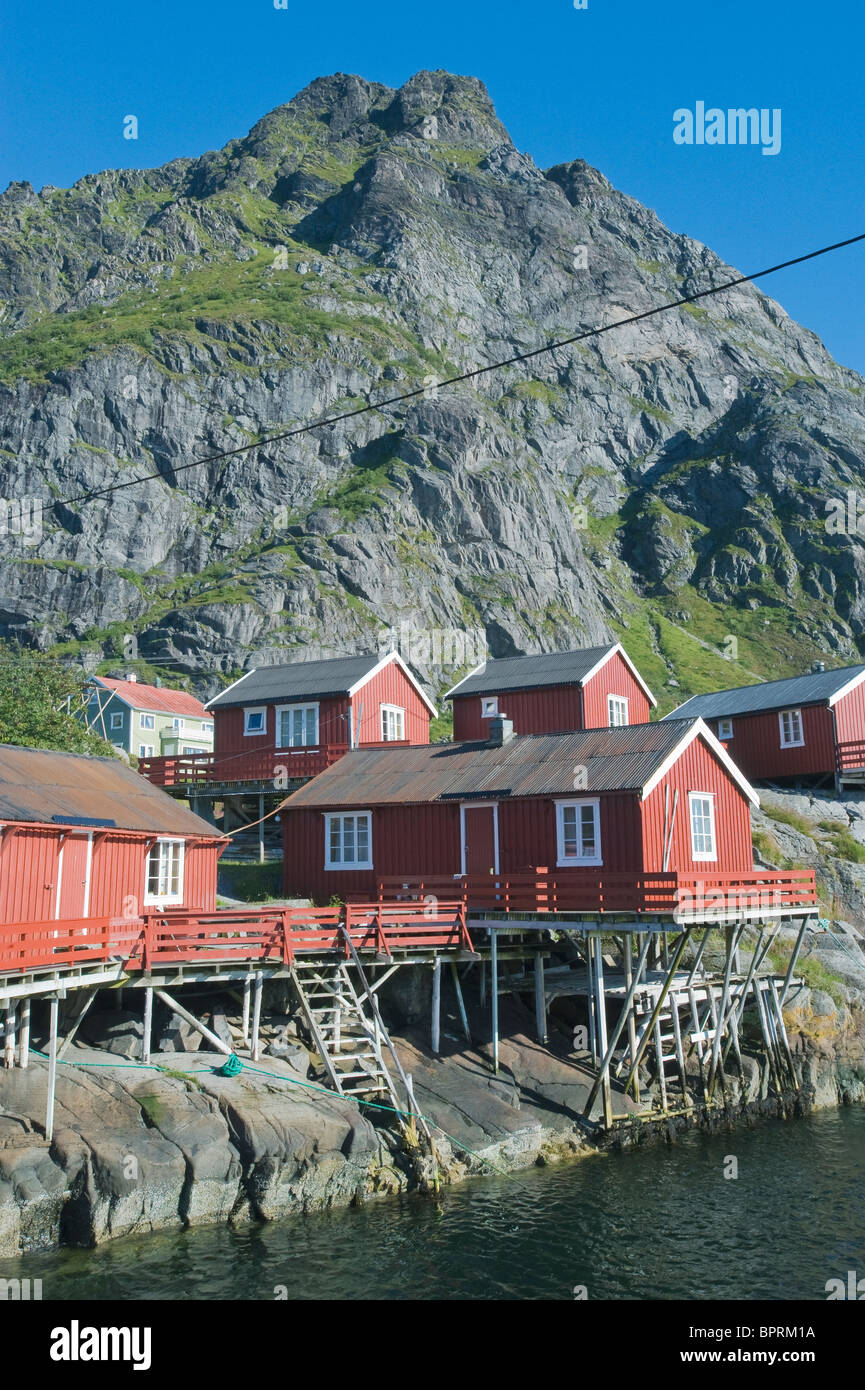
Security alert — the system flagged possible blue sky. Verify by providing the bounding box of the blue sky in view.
[1,0,863,371]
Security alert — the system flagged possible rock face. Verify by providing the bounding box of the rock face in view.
[0,70,863,705]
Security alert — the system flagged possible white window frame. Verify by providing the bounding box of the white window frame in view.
[778,708,804,748]
[717,718,733,740]
[138,744,155,758]
[202,722,214,734]
[243,706,267,736]
[143,838,185,905]
[380,704,405,742]
[688,792,717,862]
[110,712,124,730]
[275,702,319,749]
[607,694,629,727]
[480,696,499,719]
[555,798,602,868]
[172,717,185,731]
[324,812,373,871]
[139,712,155,730]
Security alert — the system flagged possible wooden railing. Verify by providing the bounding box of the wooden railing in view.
[138,745,349,787]
[836,740,865,773]
[373,867,817,919]
[0,900,473,979]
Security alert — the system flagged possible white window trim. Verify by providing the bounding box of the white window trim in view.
[139,713,155,730]
[480,696,499,719]
[243,706,267,737]
[718,718,733,740]
[778,708,804,748]
[275,702,320,749]
[555,798,603,868]
[143,837,186,906]
[110,712,124,730]
[138,744,155,758]
[607,694,629,727]
[324,811,373,871]
[459,802,500,876]
[380,703,405,741]
[688,791,717,863]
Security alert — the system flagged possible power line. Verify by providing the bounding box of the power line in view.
[47,231,865,511]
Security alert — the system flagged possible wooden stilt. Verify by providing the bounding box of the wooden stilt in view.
[242,976,251,1044]
[57,991,97,1061]
[4,1003,16,1068]
[142,986,153,1065]
[154,988,233,1057]
[768,978,797,1089]
[431,957,441,1055]
[779,917,810,1008]
[592,938,613,1128]
[706,925,744,1098]
[589,933,653,1109]
[490,930,499,1074]
[623,930,690,1095]
[754,979,783,1094]
[18,997,30,1069]
[258,792,265,865]
[687,985,709,1103]
[479,960,486,1007]
[450,961,471,1045]
[669,992,690,1104]
[534,952,547,1044]
[251,973,263,1062]
[46,997,59,1143]
[623,936,640,1102]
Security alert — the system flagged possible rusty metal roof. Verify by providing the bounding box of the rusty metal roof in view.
[280,720,701,810]
[0,744,220,836]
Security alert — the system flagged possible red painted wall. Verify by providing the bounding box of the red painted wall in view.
[352,663,430,746]
[0,826,219,925]
[831,680,865,748]
[214,697,349,757]
[640,737,753,874]
[712,703,836,781]
[452,651,651,740]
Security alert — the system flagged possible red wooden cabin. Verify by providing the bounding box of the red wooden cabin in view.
[0,744,223,924]
[141,651,436,788]
[666,662,865,785]
[446,644,656,741]
[276,716,794,916]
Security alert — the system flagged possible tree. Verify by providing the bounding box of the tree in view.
[0,643,115,756]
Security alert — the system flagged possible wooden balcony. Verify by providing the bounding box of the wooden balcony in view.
[836,739,865,775]
[137,745,349,789]
[372,867,818,923]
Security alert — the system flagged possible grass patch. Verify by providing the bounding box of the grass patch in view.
[218,859,283,901]
[818,824,865,864]
[763,805,815,838]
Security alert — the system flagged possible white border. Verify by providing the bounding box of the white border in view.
[348,651,438,717]
[554,797,602,868]
[778,708,805,748]
[607,692,629,727]
[243,706,268,737]
[379,703,406,741]
[143,837,186,906]
[324,811,373,871]
[687,791,717,862]
[275,701,320,749]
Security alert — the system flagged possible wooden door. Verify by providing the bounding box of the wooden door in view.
[57,834,92,919]
[462,805,498,876]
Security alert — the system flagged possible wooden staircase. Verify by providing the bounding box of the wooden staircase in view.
[291,958,400,1103]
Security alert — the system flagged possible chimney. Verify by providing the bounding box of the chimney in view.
[487,714,515,747]
[811,661,826,674]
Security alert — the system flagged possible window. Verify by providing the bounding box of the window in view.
[244,707,266,736]
[276,703,319,748]
[182,746,199,754]
[110,712,123,730]
[718,718,733,740]
[202,722,213,734]
[481,697,498,719]
[779,708,804,748]
[138,744,155,758]
[688,793,717,861]
[556,799,602,866]
[380,704,405,741]
[140,713,155,729]
[172,717,184,731]
[325,812,372,870]
[144,839,184,904]
[608,695,629,727]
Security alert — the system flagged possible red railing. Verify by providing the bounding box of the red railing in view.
[836,740,865,773]
[373,867,817,918]
[138,745,349,787]
[0,900,472,979]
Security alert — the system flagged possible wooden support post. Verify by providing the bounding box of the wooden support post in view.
[779,917,810,1008]
[534,952,547,1045]
[4,1003,16,1069]
[768,978,798,1089]
[687,985,709,1103]
[706,925,744,1098]
[58,991,97,1061]
[686,927,712,987]
[154,988,233,1057]
[623,931,690,1095]
[251,973,263,1062]
[431,957,441,1055]
[242,976,251,1044]
[623,936,640,1103]
[592,938,613,1128]
[479,960,486,1007]
[258,792,265,865]
[142,987,153,1065]
[669,991,691,1105]
[18,997,30,1070]
[46,997,59,1144]
[490,930,499,1074]
[450,961,471,1045]
[586,933,653,1113]
[754,979,783,1094]
[654,1016,668,1112]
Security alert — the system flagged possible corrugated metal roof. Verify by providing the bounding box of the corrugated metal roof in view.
[94,677,208,718]
[445,646,616,699]
[664,664,865,721]
[0,744,219,836]
[280,720,699,809]
[206,653,383,709]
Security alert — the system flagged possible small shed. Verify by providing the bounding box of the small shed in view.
[445,644,656,741]
[0,744,224,924]
[278,717,758,902]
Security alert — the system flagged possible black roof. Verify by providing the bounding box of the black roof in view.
[280,719,738,809]
[665,664,865,722]
[207,654,385,710]
[445,646,623,700]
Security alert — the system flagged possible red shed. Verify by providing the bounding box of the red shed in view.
[665,662,865,786]
[446,644,656,741]
[278,716,758,904]
[0,744,223,925]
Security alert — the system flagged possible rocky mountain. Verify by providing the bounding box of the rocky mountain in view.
[1,69,864,710]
